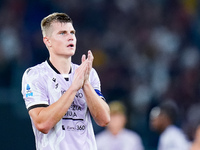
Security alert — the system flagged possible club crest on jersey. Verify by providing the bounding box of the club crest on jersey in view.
[25,84,33,98]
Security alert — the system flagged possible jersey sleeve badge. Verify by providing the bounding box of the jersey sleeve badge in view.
[25,84,33,98]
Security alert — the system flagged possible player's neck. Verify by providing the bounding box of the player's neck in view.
[49,56,71,74]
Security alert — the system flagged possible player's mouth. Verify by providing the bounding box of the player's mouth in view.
[67,44,74,48]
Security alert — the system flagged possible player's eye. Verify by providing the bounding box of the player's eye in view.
[60,32,65,35]
[70,30,75,35]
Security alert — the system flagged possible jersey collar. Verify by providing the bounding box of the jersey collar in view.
[47,59,72,74]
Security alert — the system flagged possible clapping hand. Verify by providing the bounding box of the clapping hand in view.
[72,50,94,90]
[81,50,94,85]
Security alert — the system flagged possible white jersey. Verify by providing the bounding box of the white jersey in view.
[96,128,144,150]
[21,60,104,150]
[158,125,190,150]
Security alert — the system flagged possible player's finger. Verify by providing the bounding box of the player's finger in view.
[87,50,94,62]
[82,54,86,63]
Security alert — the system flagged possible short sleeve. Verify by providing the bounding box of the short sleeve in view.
[21,67,49,111]
[89,68,105,100]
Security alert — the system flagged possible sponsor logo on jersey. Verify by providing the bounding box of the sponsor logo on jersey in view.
[61,90,66,95]
[52,78,56,82]
[52,77,60,89]
[75,92,83,98]
[55,83,59,89]
[25,84,33,98]
[62,122,86,134]
[76,122,86,134]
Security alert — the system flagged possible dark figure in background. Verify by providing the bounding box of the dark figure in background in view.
[150,100,190,150]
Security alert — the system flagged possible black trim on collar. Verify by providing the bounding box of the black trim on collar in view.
[47,59,60,74]
[47,59,72,74]
[65,78,69,81]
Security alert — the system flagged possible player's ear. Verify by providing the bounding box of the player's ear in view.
[43,37,51,47]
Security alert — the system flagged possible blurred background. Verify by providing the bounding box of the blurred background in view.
[1,0,200,149]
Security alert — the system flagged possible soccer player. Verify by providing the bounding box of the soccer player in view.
[21,12,110,150]
[150,100,190,150]
[96,100,144,150]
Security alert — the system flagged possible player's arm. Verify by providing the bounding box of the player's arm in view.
[28,60,87,134]
[82,50,110,126]
[83,82,110,126]
[29,86,77,134]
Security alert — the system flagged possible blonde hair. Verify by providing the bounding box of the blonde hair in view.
[41,12,72,37]
[109,101,126,115]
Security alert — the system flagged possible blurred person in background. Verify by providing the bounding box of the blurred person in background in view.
[184,103,200,150]
[21,12,110,150]
[150,100,190,150]
[96,100,144,150]
[190,123,200,150]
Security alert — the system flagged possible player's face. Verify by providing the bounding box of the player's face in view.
[150,114,165,133]
[194,125,200,142]
[107,113,126,135]
[47,22,77,57]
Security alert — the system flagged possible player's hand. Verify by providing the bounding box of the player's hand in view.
[82,50,94,84]
[72,57,88,91]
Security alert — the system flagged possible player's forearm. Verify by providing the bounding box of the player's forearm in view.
[30,86,77,134]
[34,62,87,133]
[83,81,110,127]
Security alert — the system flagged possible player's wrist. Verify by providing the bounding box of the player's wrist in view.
[83,80,90,88]
[69,84,80,93]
